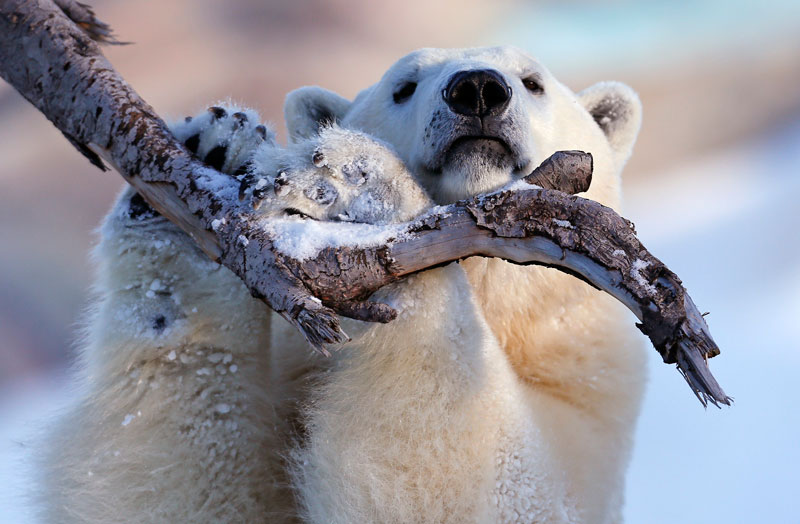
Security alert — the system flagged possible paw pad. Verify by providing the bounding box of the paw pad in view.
[204,145,227,171]
[128,192,159,220]
[174,105,274,176]
[184,134,200,154]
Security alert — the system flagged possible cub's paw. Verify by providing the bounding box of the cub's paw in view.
[170,104,275,175]
[247,126,432,225]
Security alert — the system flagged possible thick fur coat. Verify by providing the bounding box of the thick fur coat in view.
[39,46,646,523]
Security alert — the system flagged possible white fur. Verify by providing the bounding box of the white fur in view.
[36,188,306,522]
[39,46,646,523]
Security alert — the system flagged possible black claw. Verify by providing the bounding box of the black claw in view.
[184,116,192,123]
[252,186,268,201]
[255,125,267,140]
[184,134,200,154]
[274,172,289,195]
[209,106,227,120]
[252,179,271,209]
[233,161,250,178]
[204,145,228,171]
[232,112,248,127]
[238,173,255,200]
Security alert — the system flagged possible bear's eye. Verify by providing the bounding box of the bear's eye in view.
[522,76,544,95]
[393,82,417,104]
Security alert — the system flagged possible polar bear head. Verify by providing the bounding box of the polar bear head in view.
[284,46,641,207]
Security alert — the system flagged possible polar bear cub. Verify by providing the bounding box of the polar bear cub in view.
[39,46,646,524]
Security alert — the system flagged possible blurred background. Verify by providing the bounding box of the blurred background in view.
[1,0,798,521]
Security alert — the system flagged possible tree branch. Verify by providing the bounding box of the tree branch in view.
[0,0,730,406]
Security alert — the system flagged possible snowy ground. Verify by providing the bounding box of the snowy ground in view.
[1,120,798,522]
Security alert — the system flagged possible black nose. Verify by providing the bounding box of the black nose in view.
[443,69,512,118]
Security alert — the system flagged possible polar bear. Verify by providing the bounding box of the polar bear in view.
[38,46,645,523]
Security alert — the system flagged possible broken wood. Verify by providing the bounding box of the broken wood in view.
[0,0,730,406]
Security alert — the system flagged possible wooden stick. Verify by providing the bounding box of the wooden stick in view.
[0,0,730,406]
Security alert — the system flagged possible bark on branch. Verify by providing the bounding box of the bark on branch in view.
[0,0,730,406]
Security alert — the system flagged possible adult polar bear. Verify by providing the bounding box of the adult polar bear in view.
[40,46,645,523]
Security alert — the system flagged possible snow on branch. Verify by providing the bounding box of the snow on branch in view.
[0,0,730,406]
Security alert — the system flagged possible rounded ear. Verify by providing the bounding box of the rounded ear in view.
[284,86,352,143]
[578,81,642,163]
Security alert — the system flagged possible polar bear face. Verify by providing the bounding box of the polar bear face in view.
[285,46,642,207]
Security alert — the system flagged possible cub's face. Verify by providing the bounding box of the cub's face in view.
[285,46,642,207]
